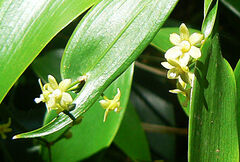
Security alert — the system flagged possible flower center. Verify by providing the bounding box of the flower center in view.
[179,41,191,52]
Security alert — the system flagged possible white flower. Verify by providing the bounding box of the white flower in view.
[165,23,204,64]
[99,88,121,122]
[34,75,73,113]
[161,59,193,84]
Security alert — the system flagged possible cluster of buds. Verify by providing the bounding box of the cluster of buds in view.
[161,23,204,105]
[34,75,74,114]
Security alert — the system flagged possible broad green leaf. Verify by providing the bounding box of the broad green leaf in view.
[42,64,134,162]
[204,0,214,18]
[14,0,178,138]
[151,28,199,53]
[202,0,218,38]
[221,0,240,18]
[114,103,151,161]
[31,49,64,82]
[188,35,239,161]
[234,60,240,145]
[0,0,98,103]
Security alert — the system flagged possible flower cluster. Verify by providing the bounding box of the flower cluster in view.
[34,75,73,114]
[99,88,121,122]
[0,118,12,139]
[161,23,203,103]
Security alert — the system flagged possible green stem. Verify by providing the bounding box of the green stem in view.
[63,111,76,121]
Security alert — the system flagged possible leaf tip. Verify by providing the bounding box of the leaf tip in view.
[12,135,19,140]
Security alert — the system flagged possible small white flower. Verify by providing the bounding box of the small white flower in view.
[161,59,193,84]
[165,23,204,64]
[34,75,73,113]
[99,88,121,122]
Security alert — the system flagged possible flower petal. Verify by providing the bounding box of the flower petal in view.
[167,59,181,68]
[179,23,189,40]
[46,97,56,109]
[169,89,183,94]
[59,79,72,91]
[61,92,73,107]
[99,100,110,109]
[165,46,182,59]
[48,75,59,89]
[103,109,110,122]
[113,88,121,101]
[187,46,201,59]
[161,62,174,69]
[170,33,181,45]
[34,97,42,104]
[177,77,186,91]
[179,53,190,67]
[189,33,204,45]
[167,68,179,79]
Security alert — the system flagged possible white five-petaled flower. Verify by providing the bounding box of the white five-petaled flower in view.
[99,88,121,122]
[165,23,204,66]
[161,59,193,84]
[34,75,73,114]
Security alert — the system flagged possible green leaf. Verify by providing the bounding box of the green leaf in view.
[204,0,214,18]
[202,0,218,38]
[13,0,178,139]
[151,27,200,53]
[42,64,134,162]
[114,103,151,161]
[234,59,240,145]
[0,0,98,103]
[221,0,240,18]
[31,49,64,82]
[188,35,239,161]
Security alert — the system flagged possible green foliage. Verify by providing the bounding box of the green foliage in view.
[188,35,239,161]
[42,65,134,162]
[14,0,178,139]
[114,103,151,161]
[0,0,98,103]
[1,0,240,161]
[234,60,240,147]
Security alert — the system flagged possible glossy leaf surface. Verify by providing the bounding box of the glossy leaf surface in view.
[204,0,214,18]
[114,103,151,161]
[14,0,178,138]
[202,0,218,38]
[188,35,239,161]
[0,0,98,103]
